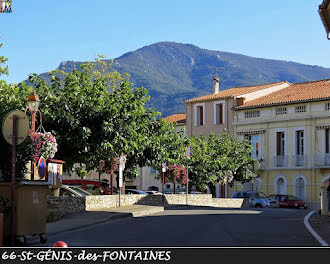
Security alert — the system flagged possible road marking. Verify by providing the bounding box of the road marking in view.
[304,210,328,247]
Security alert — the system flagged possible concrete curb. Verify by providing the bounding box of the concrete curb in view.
[304,210,329,247]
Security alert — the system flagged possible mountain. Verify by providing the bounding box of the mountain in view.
[37,42,330,117]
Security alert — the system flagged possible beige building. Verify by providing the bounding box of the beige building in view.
[234,79,330,205]
[185,77,290,197]
[185,77,290,137]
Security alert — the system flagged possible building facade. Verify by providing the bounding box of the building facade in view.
[234,79,330,205]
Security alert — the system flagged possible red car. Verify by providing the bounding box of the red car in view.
[268,194,307,209]
[62,179,118,195]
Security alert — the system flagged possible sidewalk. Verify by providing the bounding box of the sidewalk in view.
[46,205,164,236]
[308,211,330,246]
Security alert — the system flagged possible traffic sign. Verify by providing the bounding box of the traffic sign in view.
[38,156,47,179]
[2,110,29,145]
[186,146,190,158]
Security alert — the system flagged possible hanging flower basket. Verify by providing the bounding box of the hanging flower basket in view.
[164,165,187,184]
[29,130,58,163]
[97,151,118,174]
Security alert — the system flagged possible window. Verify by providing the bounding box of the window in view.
[325,102,330,111]
[215,103,224,124]
[295,130,305,166]
[295,177,305,201]
[276,107,287,115]
[246,135,260,158]
[194,104,205,126]
[295,105,306,113]
[275,131,285,167]
[326,129,330,154]
[276,178,286,195]
[244,110,260,119]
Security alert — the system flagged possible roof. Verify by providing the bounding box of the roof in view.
[163,113,186,124]
[185,81,288,104]
[236,79,330,109]
[319,0,330,39]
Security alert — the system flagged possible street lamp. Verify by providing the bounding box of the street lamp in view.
[26,92,40,131]
[25,92,41,180]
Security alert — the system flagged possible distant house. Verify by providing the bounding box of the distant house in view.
[319,0,330,39]
[234,79,330,206]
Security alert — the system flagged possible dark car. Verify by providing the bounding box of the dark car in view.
[268,194,307,209]
[125,189,148,195]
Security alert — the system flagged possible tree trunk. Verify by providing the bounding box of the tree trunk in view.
[208,183,216,197]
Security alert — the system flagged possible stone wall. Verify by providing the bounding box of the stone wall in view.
[48,194,248,222]
[47,196,85,222]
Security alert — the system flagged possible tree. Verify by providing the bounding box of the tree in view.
[184,131,256,197]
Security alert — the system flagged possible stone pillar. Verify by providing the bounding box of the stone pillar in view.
[216,183,220,198]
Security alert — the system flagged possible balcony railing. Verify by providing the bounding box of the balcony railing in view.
[313,154,330,168]
[273,155,288,167]
[291,155,307,167]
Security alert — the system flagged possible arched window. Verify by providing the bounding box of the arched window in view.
[276,177,286,194]
[294,176,306,201]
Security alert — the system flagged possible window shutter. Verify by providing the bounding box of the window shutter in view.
[219,104,223,124]
[276,132,281,156]
[200,106,203,125]
[326,129,329,154]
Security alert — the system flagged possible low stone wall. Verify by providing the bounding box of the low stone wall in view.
[48,194,248,222]
[47,196,85,222]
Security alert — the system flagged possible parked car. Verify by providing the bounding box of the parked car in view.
[144,190,161,195]
[62,179,118,195]
[59,185,92,197]
[125,189,148,194]
[268,194,307,209]
[231,191,279,208]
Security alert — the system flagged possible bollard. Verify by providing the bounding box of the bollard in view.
[53,241,68,247]
[320,185,328,216]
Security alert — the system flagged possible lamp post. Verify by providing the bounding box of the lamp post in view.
[26,92,40,180]
[26,92,40,132]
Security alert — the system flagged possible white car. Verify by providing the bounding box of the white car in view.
[59,184,92,197]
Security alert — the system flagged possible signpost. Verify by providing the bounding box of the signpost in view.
[118,154,126,207]
[2,110,29,246]
[38,157,47,180]
[186,146,190,205]
[162,162,166,204]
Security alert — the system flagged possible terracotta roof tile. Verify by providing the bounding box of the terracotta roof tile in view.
[185,81,288,104]
[163,113,186,123]
[236,79,330,109]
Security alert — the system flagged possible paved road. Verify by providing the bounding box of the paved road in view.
[29,206,320,247]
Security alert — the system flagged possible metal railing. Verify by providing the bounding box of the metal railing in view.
[291,155,307,167]
[273,155,287,167]
[313,154,330,168]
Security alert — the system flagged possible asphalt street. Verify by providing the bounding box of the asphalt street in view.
[28,206,320,247]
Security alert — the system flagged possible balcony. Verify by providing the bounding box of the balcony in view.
[291,155,307,167]
[273,155,288,168]
[313,154,330,168]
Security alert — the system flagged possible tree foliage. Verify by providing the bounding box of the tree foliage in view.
[184,131,257,196]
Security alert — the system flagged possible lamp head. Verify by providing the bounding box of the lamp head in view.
[27,92,40,112]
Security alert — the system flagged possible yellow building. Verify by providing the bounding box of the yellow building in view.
[234,79,330,206]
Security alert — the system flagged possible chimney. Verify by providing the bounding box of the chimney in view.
[213,77,219,94]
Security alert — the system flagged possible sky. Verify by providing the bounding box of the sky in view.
[0,0,330,84]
